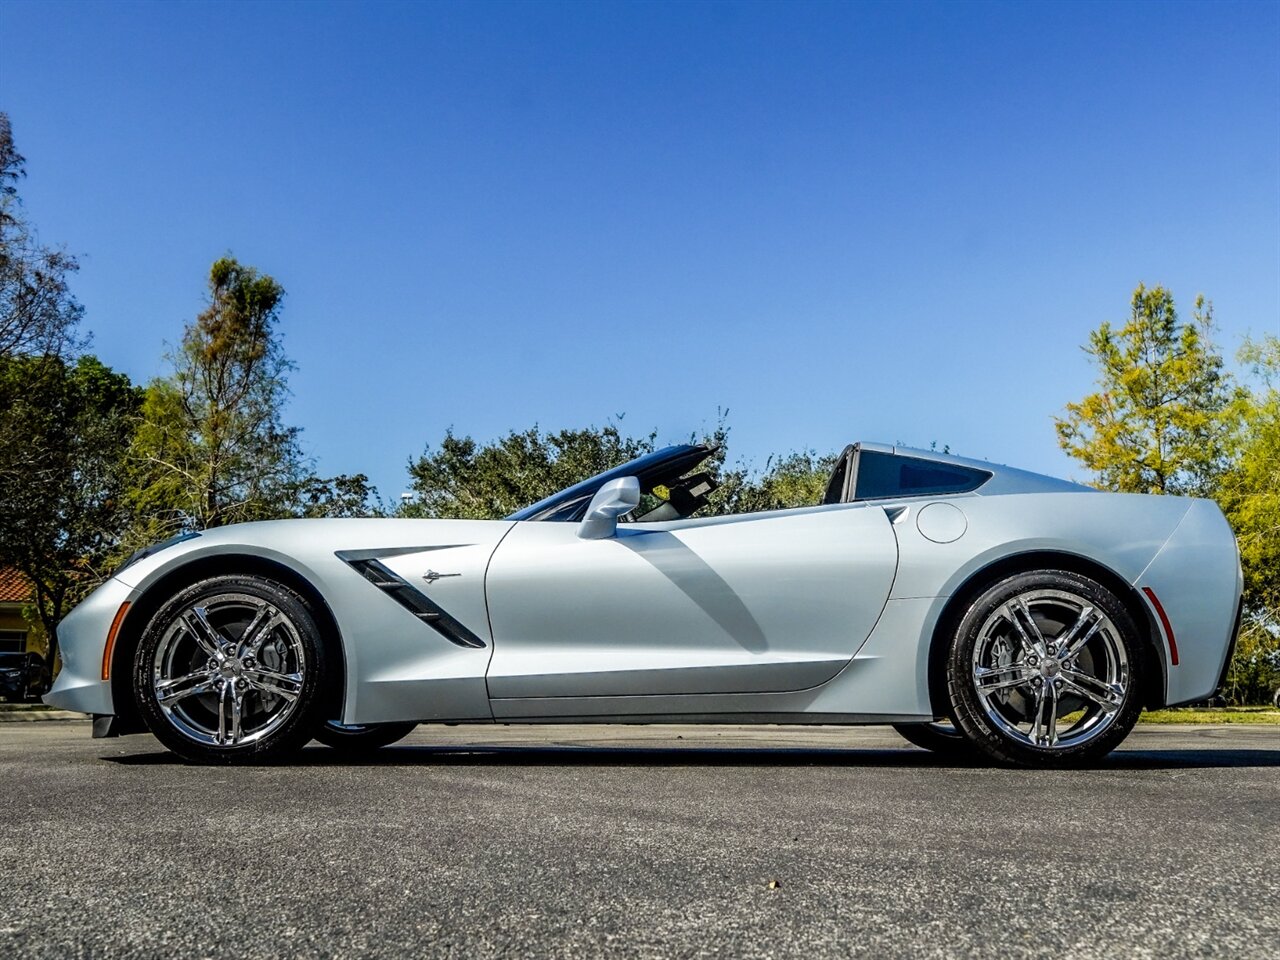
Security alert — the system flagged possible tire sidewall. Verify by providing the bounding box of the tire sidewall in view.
[947,570,1145,767]
[314,721,417,753]
[133,575,331,764]
[892,721,980,759]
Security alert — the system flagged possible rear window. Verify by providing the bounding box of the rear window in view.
[854,451,990,501]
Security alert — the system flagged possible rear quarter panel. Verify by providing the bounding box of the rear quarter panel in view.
[890,492,1193,601]
[1134,500,1242,704]
[890,490,1238,708]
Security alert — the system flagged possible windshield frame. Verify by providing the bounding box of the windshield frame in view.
[506,444,715,522]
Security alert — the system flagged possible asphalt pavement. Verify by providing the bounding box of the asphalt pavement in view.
[2,721,1277,959]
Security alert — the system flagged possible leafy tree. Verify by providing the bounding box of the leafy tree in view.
[1055,284,1240,497]
[712,450,835,515]
[294,473,383,519]
[0,112,84,360]
[1059,287,1276,703]
[128,257,303,540]
[128,256,376,546]
[1217,335,1280,703]
[404,417,834,521]
[0,355,140,663]
[404,424,657,519]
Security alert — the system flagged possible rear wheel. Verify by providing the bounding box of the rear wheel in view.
[946,570,1144,767]
[314,720,417,753]
[133,575,332,764]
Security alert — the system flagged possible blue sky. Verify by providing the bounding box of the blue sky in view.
[2,0,1277,499]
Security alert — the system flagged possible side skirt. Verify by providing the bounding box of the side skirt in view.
[455,712,934,726]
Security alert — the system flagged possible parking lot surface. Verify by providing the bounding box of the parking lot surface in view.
[2,721,1278,959]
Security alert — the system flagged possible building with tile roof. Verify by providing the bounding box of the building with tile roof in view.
[0,567,47,658]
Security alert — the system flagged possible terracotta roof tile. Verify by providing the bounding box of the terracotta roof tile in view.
[0,567,34,604]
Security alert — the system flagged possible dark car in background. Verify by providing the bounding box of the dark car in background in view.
[0,652,49,702]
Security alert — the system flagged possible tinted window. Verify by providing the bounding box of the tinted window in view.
[853,451,990,500]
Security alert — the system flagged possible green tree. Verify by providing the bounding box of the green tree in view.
[404,424,658,519]
[1055,284,1240,497]
[0,355,140,663]
[128,256,376,545]
[0,112,84,360]
[294,472,383,519]
[403,417,834,521]
[1059,287,1277,703]
[1217,335,1280,703]
[711,450,835,515]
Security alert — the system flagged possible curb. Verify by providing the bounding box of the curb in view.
[0,706,90,722]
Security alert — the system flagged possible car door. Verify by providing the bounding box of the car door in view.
[483,503,898,700]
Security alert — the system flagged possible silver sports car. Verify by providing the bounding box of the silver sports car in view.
[47,441,1242,766]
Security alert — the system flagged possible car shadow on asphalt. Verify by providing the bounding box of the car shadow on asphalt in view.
[103,743,1280,769]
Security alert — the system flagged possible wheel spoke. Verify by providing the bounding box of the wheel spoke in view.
[230,680,244,745]
[184,607,230,660]
[244,667,302,702]
[1061,670,1124,714]
[975,663,1024,678]
[244,616,283,659]
[1043,683,1059,746]
[234,605,272,658]
[1057,607,1103,660]
[156,671,215,704]
[1003,601,1043,657]
[1017,598,1050,645]
[1026,681,1060,746]
[1029,682,1047,744]
[242,615,284,661]
[975,668,1030,693]
[217,680,230,745]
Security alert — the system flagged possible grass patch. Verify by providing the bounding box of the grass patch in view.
[1139,706,1280,724]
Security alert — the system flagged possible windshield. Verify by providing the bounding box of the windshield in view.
[506,444,716,522]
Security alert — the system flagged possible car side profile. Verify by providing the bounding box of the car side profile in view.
[46,441,1243,767]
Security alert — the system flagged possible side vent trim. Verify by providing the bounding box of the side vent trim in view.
[338,554,486,649]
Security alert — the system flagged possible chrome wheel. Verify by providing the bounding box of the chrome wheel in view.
[970,588,1129,750]
[151,592,307,748]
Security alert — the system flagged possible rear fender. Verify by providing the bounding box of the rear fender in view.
[1134,500,1242,706]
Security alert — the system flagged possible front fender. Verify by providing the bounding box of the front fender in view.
[87,518,512,725]
[44,575,135,716]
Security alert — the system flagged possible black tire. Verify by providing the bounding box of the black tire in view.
[946,570,1145,768]
[892,720,979,758]
[133,575,334,764]
[314,721,417,753]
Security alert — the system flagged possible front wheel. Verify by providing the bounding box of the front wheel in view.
[133,575,333,764]
[314,721,417,754]
[946,570,1145,767]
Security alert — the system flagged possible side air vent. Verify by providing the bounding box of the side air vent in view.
[339,555,486,649]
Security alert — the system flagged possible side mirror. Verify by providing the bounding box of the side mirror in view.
[577,476,641,540]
